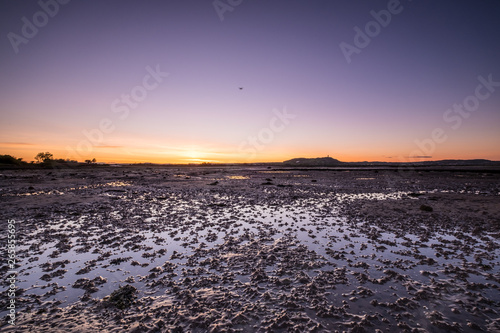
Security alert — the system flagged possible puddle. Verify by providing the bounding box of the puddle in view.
[3,181,131,197]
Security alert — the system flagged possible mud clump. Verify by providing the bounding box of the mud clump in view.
[103,284,137,309]
[420,204,433,212]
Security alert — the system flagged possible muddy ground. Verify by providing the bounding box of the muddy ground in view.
[1,166,499,332]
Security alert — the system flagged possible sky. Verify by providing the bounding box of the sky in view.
[1,0,499,164]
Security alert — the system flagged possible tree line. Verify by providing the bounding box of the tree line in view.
[0,152,97,166]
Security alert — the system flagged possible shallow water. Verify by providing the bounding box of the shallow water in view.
[3,193,499,326]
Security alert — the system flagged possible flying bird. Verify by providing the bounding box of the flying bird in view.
[239,87,243,90]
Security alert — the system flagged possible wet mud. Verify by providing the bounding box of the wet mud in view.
[1,166,499,332]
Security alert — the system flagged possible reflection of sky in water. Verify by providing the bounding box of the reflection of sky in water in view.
[5,181,131,197]
[226,176,250,180]
[335,191,412,201]
[3,191,500,316]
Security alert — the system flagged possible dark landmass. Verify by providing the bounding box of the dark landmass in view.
[2,153,500,172]
[283,156,500,168]
[283,156,344,166]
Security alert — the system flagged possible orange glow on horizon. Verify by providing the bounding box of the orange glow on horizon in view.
[2,143,499,165]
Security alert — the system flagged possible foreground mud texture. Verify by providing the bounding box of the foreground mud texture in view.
[1,166,499,332]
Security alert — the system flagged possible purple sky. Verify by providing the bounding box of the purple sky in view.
[1,0,499,163]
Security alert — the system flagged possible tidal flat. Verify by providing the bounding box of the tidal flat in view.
[1,166,499,332]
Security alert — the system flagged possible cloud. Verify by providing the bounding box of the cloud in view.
[0,142,35,146]
[94,145,123,149]
[413,156,432,159]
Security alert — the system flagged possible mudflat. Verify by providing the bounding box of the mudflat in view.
[1,166,499,332]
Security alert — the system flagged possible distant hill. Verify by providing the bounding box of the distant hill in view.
[422,159,497,166]
[283,156,344,166]
[282,157,499,167]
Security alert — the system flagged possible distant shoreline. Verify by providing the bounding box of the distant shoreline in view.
[2,162,500,174]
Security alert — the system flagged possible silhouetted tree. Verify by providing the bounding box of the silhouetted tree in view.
[35,152,54,163]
